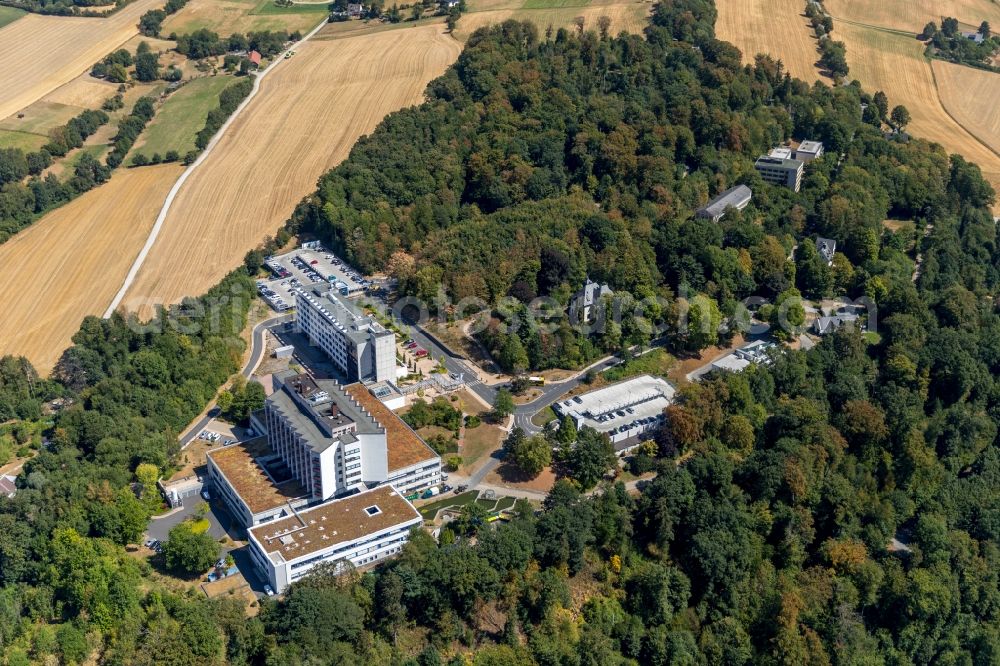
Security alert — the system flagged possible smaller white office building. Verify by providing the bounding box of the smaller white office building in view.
[710,340,776,374]
[755,152,805,192]
[553,374,675,452]
[795,140,824,162]
[248,485,422,593]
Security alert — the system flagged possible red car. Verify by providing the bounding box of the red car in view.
[310,259,319,265]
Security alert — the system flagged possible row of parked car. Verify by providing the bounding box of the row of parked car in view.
[403,338,428,358]
[198,431,235,445]
[266,260,291,278]
[290,255,327,285]
[607,414,663,437]
[257,283,292,312]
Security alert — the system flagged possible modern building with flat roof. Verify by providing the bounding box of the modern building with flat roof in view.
[695,184,752,221]
[755,154,804,192]
[295,285,395,383]
[709,340,776,374]
[795,140,824,162]
[208,370,440,529]
[247,485,422,593]
[553,374,675,452]
[206,438,311,528]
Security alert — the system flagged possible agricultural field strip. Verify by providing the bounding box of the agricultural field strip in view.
[120,24,462,312]
[838,19,1000,170]
[0,0,164,121]
[0,164,181,373]
[102,15,331,318]
[714,0,822,82]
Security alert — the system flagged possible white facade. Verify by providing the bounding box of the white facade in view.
[553,374,675,448]
[247,486,422,593]
[754,155,804,192]
[265,373,395,502]
[295,286,395,383]
[795,140,824,162]
[709,340,776,374]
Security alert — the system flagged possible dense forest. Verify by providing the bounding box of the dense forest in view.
[3,0,1000,662]
[0,109,112,244]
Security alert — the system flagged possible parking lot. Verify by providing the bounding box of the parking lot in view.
[258,243,373,313]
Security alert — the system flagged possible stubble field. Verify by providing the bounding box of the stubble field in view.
[715,0,822,82]
[834,21,1000,202]
[824,0,1000,33]
[933,60,1000,157]
[162,0,327,35]
[0,164,182,373]
[453,0,651,42]
[119,23,463,314]
[0,0,163,121]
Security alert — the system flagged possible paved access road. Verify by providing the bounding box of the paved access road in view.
[178,313,293,448]
[405,324,624,435]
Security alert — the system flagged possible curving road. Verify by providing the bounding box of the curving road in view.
[404,321,628,434]
[178,313,293,448]
[102,18,331,319]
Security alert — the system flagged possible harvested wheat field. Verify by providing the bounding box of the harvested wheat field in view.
[0,0,162,121]
[40,75,118,110]
[933,60,1000,157]
[454,1,651,42]
[825,0,1000,34]
[162,0,327,35]
[119,24,462,314]
[836,21,1000,203]
[716,0,821,82]
[0,164,181,373]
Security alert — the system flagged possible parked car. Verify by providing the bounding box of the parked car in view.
[455,484,468,494]
[264,585,275,596]
[201,489,212,501]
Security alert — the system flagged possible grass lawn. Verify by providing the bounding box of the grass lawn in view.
[0,101,82,138]
[0,6,25,29]
[0,129,47,152]
[132,76,235,158]
[531,405,557,428]
[252,0,330,15]
[72,143,109,164]
[864,331,883,345]
[477,495,517,513]
[460,421,505,471]
[419,490,480,519]
[603,348,675,382]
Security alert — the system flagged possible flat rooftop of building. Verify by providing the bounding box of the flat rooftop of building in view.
[756,155,803,169]
[248,485,421,562]
[345,383,439,472]
[207,438,308,515]
[797,140,823,153]
[697,184,752,218]
[268,371,381,454]
[555,374,675,435]
[556,375,675,417]
[296,284,391,345]
[711,355,751,373]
